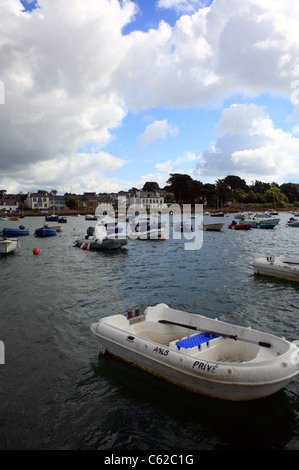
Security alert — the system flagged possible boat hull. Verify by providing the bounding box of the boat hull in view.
[0,238,20,254]
[228,223,252,230]
[34,227,57,237]
[2,228,29,237]
[91,304,298,401]
[203,223,224,231]
[74,237,128,250]
[252,257,299,282]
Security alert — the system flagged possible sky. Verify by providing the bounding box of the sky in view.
[1,0,299,195]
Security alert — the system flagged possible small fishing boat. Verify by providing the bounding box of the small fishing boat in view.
[252,256,299,282]
[45,215,59,222]
[58,217,67,223]
[85,214,97,220]
[74,224,128,250]
[90,303,299,401]
[203,222,224,231]
[251,221,277,229]
[287,217,299,227]
[198,223,224,231]
[210,212,224,217]
[0,238,20,254]
[2,226,29,237]
[228,221,252,230]
[34,226,57,237]
[9,216,19,221]
[44,223,62,232]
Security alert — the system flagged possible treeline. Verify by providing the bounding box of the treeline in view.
[157,174,299,207]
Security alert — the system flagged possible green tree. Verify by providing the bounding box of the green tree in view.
[224,175,248,191]
[142,181,160,192]
[280,183,299,203]
[65,196,78,210]
[203,183,216,207]
[215,179,233,207]
[167,173,193,203]
[264,187,285,206]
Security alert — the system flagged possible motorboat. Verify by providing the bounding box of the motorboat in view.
[252,256,299,282]
[34,226,57,237]
[45,215,59,222]
[252,222,276,229]
[85,214,97,220]
[251,214,280,226]
[198,223,224,231]
[238,217,278,229]
[2,226,29,237]
[0,238,20,254]
[287,217,299,227]
[228,221,252,230]
[45,224,62,232]
[90,303,299,401]
[73,224,128,250]
[210,212,224,217]
[234,212,252,219]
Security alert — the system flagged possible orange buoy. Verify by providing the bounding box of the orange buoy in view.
[33,248,39,255]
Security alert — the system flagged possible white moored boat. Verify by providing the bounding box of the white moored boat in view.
[252,256,299,282]
[0,238,20,254]
[199,222,224,231]
[90,303,298,401]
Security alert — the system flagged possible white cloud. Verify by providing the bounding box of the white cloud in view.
[1,0,299,193]
[196,103,299,183]
[155,151,197,176]
[0,0,136,192]
[157,0,211,14]
[138,119,179,147]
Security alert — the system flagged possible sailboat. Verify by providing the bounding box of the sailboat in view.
[45,194,59,221]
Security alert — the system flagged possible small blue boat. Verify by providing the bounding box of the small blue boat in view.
[2,226,29,237]
[34,226,57,237]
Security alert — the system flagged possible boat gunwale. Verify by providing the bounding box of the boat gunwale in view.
[91,316,295,369]
[90,322,299,392]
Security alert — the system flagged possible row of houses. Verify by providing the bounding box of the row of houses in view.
[0,189,169,213]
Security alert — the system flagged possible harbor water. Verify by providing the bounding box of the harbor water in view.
[0,213,298,450]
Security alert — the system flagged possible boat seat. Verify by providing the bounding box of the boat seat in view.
[176,333,218,350]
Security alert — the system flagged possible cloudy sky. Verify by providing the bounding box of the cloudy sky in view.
[1,0,299,195]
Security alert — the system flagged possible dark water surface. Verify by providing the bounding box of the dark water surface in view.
[0,214,298,450]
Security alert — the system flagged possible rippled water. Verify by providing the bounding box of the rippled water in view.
[0,213,298,450]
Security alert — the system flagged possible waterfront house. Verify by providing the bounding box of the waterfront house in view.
[26,192,50,210]
[0,198,19,212]
[128,188,167,210]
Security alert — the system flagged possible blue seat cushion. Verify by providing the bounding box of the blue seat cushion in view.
[176,332,218,350]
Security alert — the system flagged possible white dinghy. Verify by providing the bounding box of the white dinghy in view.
[0,238,20,254]
[90,303,298,401]
[252,256,299,282]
